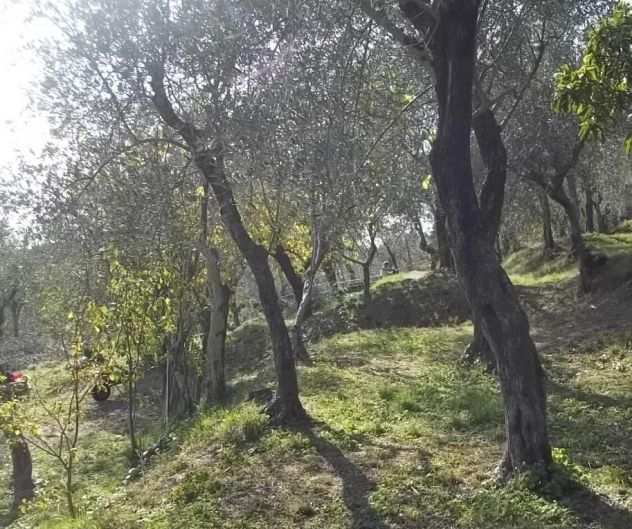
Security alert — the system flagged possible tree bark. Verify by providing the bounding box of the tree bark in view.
[383,241,399,272]
[413,216,438,268]
[584,185,595,232]
[537,187,556,254]
[11,435,34,512]
[400,0,551,477]
[292,227,329,365]
[10,301,21,338]
[548,183,592,292]
[566,173,582,227]
[201,246,229,405]
[434,206,453,270]
[149,63,305,422]
[322,259,339,292]
[273,245,305,306]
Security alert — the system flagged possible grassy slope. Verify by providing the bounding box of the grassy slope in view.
[504,229,632,287]
[7,324,632,529]
[4,228,632,529]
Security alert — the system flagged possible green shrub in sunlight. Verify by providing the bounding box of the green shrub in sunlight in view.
[188,403,268,448]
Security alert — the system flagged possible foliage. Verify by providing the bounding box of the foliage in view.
[555,2,632,151]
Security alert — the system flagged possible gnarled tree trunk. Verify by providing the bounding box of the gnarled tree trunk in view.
[149,63,305,423]
[400,0,551,478]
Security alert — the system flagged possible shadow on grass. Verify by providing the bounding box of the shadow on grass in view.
[559,483,632,529]
[548,379,632,410]
[301,424,389,529]
[548,379,632,473]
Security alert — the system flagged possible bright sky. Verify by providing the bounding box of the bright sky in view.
[0,0,50,173]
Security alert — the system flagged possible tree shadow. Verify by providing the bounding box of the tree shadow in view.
[301,424,390,529]
[558,482,632,529]
[548,378,632,410]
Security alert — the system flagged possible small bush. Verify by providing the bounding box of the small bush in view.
[215,404,268,446]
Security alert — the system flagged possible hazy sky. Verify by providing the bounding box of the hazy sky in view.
[0,0,50,172]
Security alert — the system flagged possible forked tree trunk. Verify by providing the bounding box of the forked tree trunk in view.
[150,64,305,422]
[11,435,34,512]
[413,217,438,268]
[400,0,551,477]
[383,241,399,272]
[293,225,329,365]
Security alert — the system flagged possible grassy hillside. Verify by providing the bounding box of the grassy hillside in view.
[5,322,632,529]
[504,228,632,287]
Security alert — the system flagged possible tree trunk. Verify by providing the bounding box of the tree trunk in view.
[585,185,595,232]
[201,247,229,405]
[566,173,582,227]
[383,241,399,272]
[11,435,34,512]
[404,237,413,270]
[537,187,556,254]
[400,0,551,477]
[548,184,592,292]
[10,301,21,338]
[361,263,371,304]
[413,217,438,268]
[595,200,608,233]
[229,297,241,329]
[434,206,453,270]
[273,245,305,306]
[164,325,197,422]
[463,317,496,372]
[322,259,339,293]
[149,64,305,423]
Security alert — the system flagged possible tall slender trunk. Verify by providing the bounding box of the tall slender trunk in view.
[150,64,305,422]
[584,185,595,232]
[537,187,556,253]
[404,237,413,270]
[202,247,229,405]
[595,200,608,233]
[400,0,551,477]
[10,301,21,338]
[11,435,34,512]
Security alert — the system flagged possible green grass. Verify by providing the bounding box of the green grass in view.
[503,247,577,286]
[371,270,429,290]
[504,229,632,287]
[7,322,632,528]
